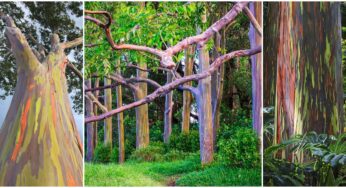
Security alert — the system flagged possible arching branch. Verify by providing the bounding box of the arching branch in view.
[85,46,261,123]
[84,2,249,69]
[243,6,262,36]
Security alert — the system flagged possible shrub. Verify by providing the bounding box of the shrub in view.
[150,120,163,142]
[110,147,119,163]
[217,126,259,168]
[163,150,189,161]
[129,142,165,162]
[167,130,199,153]
[94,143,112,163]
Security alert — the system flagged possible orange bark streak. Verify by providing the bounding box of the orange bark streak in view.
[11,98,31,161]
[67,171,77,186]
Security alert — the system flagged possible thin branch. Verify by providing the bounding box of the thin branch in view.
[62,37,83,49]
[243,6,262,37]
[67,63,83,79]
[85,46,261,123]
[127,77,161,89]
[177,85,199,97]
[85,43,102,48]
[85,84,108,113]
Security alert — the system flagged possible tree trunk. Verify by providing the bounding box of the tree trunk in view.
[248,2,262,137]
[93,78,99,152]
[270,2,343,160]
[263,3,279,107]
[135,63,149,148]
[197,44,214,165]
[86,79,95,162]
[164,72,173,143]
[116,60,124,163]
[104,77,112,147]
[0,20,82,185]
[182,46,195,134]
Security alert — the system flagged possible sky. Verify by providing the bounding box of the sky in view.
[0,2,84,139]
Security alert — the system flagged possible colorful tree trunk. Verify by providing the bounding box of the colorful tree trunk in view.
[86,79,95,162]
[116,60,124,163]
[182,46,195,134]
[263,3,279,107]
[249,2,262,137]
[271,2,344,160]
[164,72,173,143]
[197,44,214,165]
[104,77,112,147]
[0,17,82,186]
[135,63,149,148]
[93,78,99,153]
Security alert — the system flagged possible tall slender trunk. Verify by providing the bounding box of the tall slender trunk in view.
[263,3,279,107]
[197,43,214,165]
[248,2,262,137]
[182,46,195,133]
[269,2,343,160]
[86,79,95,162]
[0,19,82,185]
[116,60,124,163]
[104,78,112,147]
[164,72,173,143]
[93,78,99,151]
[135,62,149,148]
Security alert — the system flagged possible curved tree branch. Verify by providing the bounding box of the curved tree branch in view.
[243,6,262,37]
[84,2,249,69]
[85,46,261,123]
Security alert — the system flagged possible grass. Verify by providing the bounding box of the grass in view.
[85,155,261,186]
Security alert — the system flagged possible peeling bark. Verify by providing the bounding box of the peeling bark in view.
[197,43,214,165]
[116,60,124,164]
[248,2,262,137]
[135,63,149,149]
[104,78,112,147]
[164,72,173,143]
[0,15,82,186]
[182,46,195,133]
[86,79,95,162]
[270,2,343,160]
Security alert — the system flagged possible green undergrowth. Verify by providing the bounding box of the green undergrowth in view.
[85,154,261,186]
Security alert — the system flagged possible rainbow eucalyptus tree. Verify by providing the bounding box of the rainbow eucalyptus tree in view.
[248,2,262,137]
[0,13,83,186]
[266,2,344,160]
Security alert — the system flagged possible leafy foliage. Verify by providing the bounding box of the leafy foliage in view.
[264,132,346,186]
[167,130,200,153]
[129,142,165,162]
[217,126,260,168]
[94,144,112,163]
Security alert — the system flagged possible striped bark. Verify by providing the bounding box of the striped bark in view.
[249,2,263,137]
[135,62,149,148]
[270,2,344,160]
[164,72,173,143]
[182,46,195,133]
[0,18,82,185]
[104,77,112,147]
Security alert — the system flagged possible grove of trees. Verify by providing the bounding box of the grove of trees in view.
[84,1,262,169]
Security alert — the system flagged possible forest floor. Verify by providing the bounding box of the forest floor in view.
[84,155,261,186]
